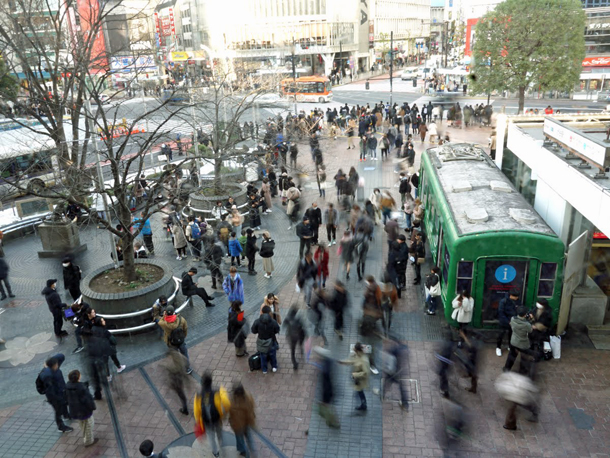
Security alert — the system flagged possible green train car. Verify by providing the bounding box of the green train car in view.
[419,143,565,328]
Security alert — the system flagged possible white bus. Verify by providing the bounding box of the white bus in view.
[0,125,61,198]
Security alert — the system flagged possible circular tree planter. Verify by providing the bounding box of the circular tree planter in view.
[187,182,248,221]
[80,259,175,330]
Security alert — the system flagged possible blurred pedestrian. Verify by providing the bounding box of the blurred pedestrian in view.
[340,342,370,411]
[229,382,257,457]
[66,369,98,447]
[361,276,383,374]
[162,349,193,415]
[313,243,329,288]
[91,316,126,380]
[38,353,73,432]
[313,347,340,428]
[297,252,317,307]
[0,257,14,301]
[452,290,474,347]
[328,280,348,340]
[194,372,231,457]
[309,285,328,345]
[504,307,534,372]
[338,230,353,279]
[381,335,409,410]
[283,304,307,370]
[456,328,480,393]
[496,371,539,430]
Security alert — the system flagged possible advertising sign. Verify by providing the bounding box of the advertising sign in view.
[169,7,176,35]
[543,117,609,168]
[582,56,610,67]
[369,20,374,49]
[161,16,171,36]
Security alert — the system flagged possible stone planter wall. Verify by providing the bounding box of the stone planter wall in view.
[80,259,175,330]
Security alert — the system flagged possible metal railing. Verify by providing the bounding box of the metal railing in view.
[1,212,50,236]
[92,276,186,335]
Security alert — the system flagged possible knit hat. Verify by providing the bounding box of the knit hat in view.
[46,279,57,287]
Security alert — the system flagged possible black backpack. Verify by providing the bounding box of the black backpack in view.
[35,371,46,395]
[200,390,220,423]
[169,317,185,347]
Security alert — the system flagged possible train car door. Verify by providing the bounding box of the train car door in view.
[476,259,529,326]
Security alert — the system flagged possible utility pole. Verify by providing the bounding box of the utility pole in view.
[339,41,343,82]
[389,31,394,107]
[443,22,449,68]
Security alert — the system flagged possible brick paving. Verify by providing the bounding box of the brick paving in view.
[1,105,610,458]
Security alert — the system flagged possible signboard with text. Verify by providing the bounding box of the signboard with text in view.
[582,56,610,67]
[543,117,610,169]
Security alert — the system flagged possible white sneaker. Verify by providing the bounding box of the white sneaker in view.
[328,242,332,247]
[264,274,270,278]
[287,226,292,230]
[117,365,126,373]
[176,256,181,260]
[107,375,113,382]
[496,348,502,357]
[332,240,336,245]
[370,366,379,375]
[272,367,278,373]
[266,209,272,213]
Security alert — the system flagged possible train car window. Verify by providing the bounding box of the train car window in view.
[442,246,450,284]
[538,262,557,298]
[456,261,473,294]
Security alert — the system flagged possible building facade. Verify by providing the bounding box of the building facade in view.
[370,0,431,64]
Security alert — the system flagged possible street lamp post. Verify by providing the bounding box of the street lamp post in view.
[85,99,119,268]
[389,31,394,107]
[291,37,298,114]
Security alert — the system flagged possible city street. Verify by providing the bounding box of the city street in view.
[0,82,609,457]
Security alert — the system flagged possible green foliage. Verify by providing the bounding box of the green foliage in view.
[0,58,19,100]
[470,0,585,110]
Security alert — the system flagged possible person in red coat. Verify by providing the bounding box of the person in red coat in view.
[314,244,330,288]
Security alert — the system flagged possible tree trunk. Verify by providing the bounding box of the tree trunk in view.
[518,86,526,114]
[214,154,222,195]
[118,205,138,282]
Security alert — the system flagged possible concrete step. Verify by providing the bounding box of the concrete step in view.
[587,324,610,336]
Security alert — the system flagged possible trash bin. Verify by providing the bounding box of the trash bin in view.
[413,79,417,87]
[365,81,370,90]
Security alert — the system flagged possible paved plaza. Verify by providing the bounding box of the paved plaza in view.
[0,97,609,458]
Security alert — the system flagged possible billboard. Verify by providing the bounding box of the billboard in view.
[358,0,370,53]
[76,0,108,70]
[464,18,479,57]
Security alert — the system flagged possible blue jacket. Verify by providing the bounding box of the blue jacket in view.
[39,353,66,404]
[223,274,244,303]
[228,238,243,256]
[498,297,517,327]
[134,217,152,236]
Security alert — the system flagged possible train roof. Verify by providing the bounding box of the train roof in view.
[426,143,555,236]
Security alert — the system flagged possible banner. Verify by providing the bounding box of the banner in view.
[582,56,610,67]
[358,0,370,53]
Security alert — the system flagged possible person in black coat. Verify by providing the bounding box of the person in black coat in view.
[245,229,259,275]
[0,257,14,300]
[62,257,82,301]
[66,369,97,446]
[39,353,73,432]
[496,289,520,356]
[390,236,409,295]
[282,305,306,370]
[328,280,348,340]
[181,267,215,307]
[529,298,553,359]
[305,202,322,245]
[43,279,67,337]
[296,217,314,259]
[203,237,224,289]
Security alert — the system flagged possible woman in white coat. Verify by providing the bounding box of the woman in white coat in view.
[452,290,474,347]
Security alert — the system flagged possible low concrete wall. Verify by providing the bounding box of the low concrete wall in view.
[80,258,175,329]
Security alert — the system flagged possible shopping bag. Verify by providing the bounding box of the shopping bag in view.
[550,335,561,359]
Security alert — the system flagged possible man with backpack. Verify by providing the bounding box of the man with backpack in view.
[37,353,73,432]
[251,305,280,374]
[181,267,215,308]
[158,306,192,374]
[185,216,202,261]
[194,371,231,458]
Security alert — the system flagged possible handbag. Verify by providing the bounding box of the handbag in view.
[451,308,459,321]
[416,257,425,265]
